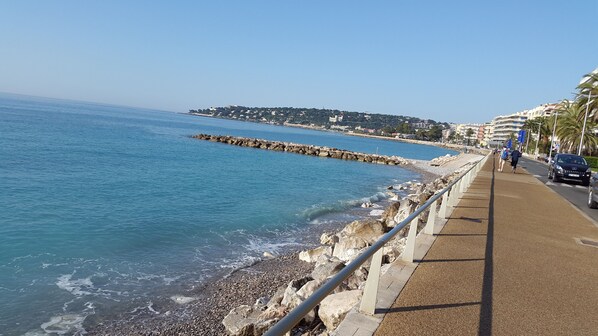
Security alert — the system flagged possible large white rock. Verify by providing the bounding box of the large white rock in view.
[299,246,333,263]
[332,236,368,262]
[340,219,385,244]
[311,260,345,282]
[319,290,362,330]
[222,305,260,336]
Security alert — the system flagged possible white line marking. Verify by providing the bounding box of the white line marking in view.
[533,175,543,178]
[546,181,555,186]
[561,184,573,188]
[575,185,586,189]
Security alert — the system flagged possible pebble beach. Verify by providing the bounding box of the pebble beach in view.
[86,152,482,336]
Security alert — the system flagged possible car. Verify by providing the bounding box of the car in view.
[547,153,591,186]
[588,174,598,208]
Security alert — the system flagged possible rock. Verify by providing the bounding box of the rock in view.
[382,237,407,263]
[342,266,368,290]
[281,276,313,308]
[320,232,339,245]
[222,305,260,336]
[393,198,418,225]
[361,202,374,208]
[381,202,401,227]
[332,236,368,262]
[318,290,362,330]
[311,260,345,282]
[340,219,385,244]
[299,246,333,263]
[266,287,286,308]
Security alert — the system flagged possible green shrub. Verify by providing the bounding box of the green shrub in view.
[584,156,598,168]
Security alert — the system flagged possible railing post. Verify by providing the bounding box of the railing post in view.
[359,248,383,315]
[459,175,467,193]
[439,192,449,219]
[402,215,419,263]
[450,182,460,207]
[424,200,437,235]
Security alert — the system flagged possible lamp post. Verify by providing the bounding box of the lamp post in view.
[548,110,559,161]
[534,121,542,156]
[578,91,592,156]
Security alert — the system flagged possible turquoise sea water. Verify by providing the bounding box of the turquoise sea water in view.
[0,93,456,335]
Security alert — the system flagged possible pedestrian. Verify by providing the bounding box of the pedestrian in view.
[510,147,522,173]
[499,146,509,172]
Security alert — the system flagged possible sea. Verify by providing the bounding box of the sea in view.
[0,93,457,335]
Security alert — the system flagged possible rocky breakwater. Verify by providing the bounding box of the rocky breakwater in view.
[221,164,474,336]
[191,134,411,166]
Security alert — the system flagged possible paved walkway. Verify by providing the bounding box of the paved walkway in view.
[374,155,598,335]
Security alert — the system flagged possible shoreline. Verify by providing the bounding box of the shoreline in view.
[187,113,474,154]
[85,153,480,335]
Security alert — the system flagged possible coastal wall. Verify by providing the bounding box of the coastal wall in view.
[191,134,411,165]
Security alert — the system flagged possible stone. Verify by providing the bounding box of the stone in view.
[318,290,362,330]
[381,202,401,227]
[320,232,339,245]
[222,305,260,336]
[298,246,333,263]
[340,219,385,244]
[332,236,368,262]
[311,260,345,282]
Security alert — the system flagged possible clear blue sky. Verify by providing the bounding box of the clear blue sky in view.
[1,1,597,123]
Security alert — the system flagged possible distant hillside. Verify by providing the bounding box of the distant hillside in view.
[188,106,449,141]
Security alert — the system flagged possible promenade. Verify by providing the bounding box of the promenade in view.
[373,155,598,335]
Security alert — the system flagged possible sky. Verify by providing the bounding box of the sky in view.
[1,1,597,123]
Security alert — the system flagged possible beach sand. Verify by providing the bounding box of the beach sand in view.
[86,153,481,336]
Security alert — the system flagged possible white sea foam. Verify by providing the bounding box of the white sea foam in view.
[39,314,87,335]
[170,295,198,304]
[56,274,94,296]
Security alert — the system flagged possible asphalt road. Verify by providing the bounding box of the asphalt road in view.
[516,156,598,223]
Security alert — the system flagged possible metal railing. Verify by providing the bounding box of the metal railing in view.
[265,153,491,336]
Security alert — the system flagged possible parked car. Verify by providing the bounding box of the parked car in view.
[588,174,598,208]
[548,153,591,186]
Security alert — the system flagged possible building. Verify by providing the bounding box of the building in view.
[456,123,483,144]
[526,103,559,120]
[489,112,528,145]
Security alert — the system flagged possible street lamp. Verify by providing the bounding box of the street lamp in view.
[579,91,591,156]
[548,109,559,161]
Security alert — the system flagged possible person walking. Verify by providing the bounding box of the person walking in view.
[499,146,509,172]
[511,147,522,173]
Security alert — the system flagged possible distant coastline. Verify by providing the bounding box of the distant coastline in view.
[187,112,472,154]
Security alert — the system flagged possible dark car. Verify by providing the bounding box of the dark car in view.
[548,153,591,186]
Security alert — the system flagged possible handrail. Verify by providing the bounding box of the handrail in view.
[265,154,489,336]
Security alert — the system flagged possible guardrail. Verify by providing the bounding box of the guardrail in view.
[265,153,491,336]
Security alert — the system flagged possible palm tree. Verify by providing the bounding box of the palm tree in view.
[577,69,598,121]
[556,100,598,155]
[522,116,551,154]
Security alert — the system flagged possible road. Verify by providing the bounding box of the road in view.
[516,156,598,223]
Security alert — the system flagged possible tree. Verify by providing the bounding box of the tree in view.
[556,100,598,155]
[577,70,598,122]
[427,125,443,141]
[465,128,474,146]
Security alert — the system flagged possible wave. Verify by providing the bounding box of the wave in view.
[300,191,390,221]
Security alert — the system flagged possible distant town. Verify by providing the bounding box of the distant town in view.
[189,103,558,151]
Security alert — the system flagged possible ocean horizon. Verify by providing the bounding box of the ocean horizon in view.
[0,93,457,335]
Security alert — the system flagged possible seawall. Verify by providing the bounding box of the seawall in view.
[191,134,411,166]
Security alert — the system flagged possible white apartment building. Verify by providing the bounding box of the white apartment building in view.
[489,112,528,144]
[526,103,559,120]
